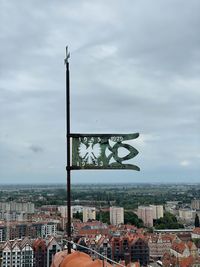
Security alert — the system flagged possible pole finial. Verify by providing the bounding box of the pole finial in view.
[65,46,70,64]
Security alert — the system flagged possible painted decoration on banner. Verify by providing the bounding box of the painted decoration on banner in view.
[71,133,140,170]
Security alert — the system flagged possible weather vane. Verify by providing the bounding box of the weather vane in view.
[65,46,140,253]
[71,133,140,171]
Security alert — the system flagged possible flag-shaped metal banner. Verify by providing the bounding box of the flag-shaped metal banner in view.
[71,133,140,171]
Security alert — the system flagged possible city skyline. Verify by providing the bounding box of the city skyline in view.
[1,0,200,184]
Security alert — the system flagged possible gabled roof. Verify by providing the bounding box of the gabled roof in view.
[130,237,147,246]
[20,236,32,249]
[12,240,21,251]
[171,241,187,254]
[187,240,197,250]
[47,236,58,248]
[33,238,46,249]
[179,255,194,267]
[2,240,12,251]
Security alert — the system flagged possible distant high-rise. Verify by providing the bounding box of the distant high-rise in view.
[58,206,72,218]
[137,206,153,227]
[82,207,96,222]
[110,206,124,226]
[0,201,35,214]
[191,199,200,210]
[150,205,164,219]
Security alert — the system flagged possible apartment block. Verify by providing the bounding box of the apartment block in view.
[191,199,200,210]
[150,205,164,219]
[110,207,124,226]
[0,221,57,241]
[82,207,96,223]
[179,209,196,221]
[137,206,153,227]
[0,201,35,214]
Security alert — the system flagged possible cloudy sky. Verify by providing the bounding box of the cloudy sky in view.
[1,0,200,184]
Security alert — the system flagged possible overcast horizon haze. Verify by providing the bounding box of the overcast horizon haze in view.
[1,0,200,184]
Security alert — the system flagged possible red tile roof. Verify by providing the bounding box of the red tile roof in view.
[171,241,186,254]
[193,227,200,235]
[187,240,196,250]
[179,256,195,267]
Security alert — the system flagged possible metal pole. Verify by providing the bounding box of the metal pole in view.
[65,46,71,254]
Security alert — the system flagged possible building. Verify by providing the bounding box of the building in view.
[165,201,179,215]
[179,208,196,222]
[191,199,200,210]
[0,236,62,267]
[130,238,149,266]
[0,237,34,267]
[170,240,190,258]
[82,207,96,223]
[137,206,153,227]
[111,235,149,266]
[41,222,57,238]
[58,206,69,218]
[46,237,62,267]
[192,228,200,239]
[0,221,57,241]
[0,224,6,242]
[149,205,164,219]
[0,201,35,214]
[58,205,84,218]
[148,234,172,259]
[97,237,112,262]
[33,238,47,267]
[73,221,108,237]
[71,205,83,214]
[110,207,124,226]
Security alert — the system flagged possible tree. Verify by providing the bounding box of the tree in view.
[73,211,83,221]
[195,213,200,227]
[96,211,110,224]
[124,211,144,228]
[154,212,184,229]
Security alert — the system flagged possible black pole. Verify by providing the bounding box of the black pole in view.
[65,46,71,254]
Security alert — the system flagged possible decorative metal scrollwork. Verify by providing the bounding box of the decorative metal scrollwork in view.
[71,133,140,171]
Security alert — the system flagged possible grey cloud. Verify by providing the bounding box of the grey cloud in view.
[1,0,200,183]
[29,145,44,154]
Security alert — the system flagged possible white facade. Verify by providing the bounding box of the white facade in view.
[191,199,200,210]
[58,205,83,218]
[58,206,76,218]
[58,206,68,218]
[21,244,34,267]
[137,206,153,227]
[47,237,62,267]
[179,209,196,221]
[41,223,56,238]
[0,201,34,214]
[150,205,164,219]
[109,206,124,226]
[83,207,96,222]
[71,205,83,214]
[1,239,34,267]
[0,228,4,242]
[148,235,171,258]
